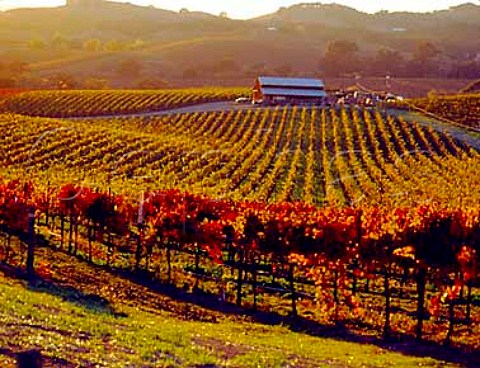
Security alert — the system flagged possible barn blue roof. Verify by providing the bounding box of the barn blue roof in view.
[258,76,325,88]
[261,88,327,97]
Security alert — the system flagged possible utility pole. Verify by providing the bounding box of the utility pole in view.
[385,74,391,116]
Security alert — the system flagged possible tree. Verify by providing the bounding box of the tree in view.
[372,47,404,76]
[28,38,46,50]
[414,41,439,63]
[322,40,359,76]
[127,39,146,50]
[51,32,69,50]
[83,38,102,52]
[450,60,480,79]
[409,41,440,76]
[104,40,124,52]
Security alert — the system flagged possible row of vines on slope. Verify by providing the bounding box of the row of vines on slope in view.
[0,179,479,347]
[1,106,479,208]
[411,93,480,130]
[0,88,248,118]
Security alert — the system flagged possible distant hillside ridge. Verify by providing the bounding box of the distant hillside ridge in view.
[1,1,479,89]
[256,2,480,28]
[66,0,105,7]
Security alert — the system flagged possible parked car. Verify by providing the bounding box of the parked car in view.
[234,97,250,104]
[385,93,404,102]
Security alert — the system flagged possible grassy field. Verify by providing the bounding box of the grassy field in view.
[0,245,476,368]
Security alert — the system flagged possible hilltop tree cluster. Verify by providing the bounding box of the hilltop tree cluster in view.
[178,38,480,83]
[320,40,480,79]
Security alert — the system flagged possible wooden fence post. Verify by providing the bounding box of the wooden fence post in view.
[333,269,339,324]
[87,222,93,263]
[466,282,472,323]
[289,263,297,317]
[106,233,114,267]
[26,206,36,278]
[194,245,200,290]
[351,258,358,295]
[135,224,143,272]
[60,214,65,249]
[415,267,427,341]
[353,210,362,296]
[252,260,258,311]
[166,243,172,285]
[68,213,74,254]
[45,201,49,227]
[383,263,391,339]
[445,298,455,346]
[74,217,79,255]
[236,249,244,307]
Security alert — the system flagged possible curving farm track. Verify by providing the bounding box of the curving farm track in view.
[67,101,480,153]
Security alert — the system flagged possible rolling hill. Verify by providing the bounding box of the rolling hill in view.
[0,1,479,90]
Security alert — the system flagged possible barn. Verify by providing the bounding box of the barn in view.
[252,76,327,105]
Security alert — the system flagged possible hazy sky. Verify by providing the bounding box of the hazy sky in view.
[0,0,478,19]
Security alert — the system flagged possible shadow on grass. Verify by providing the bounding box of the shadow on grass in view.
[3,244,478,367]
[111,267,480,368]
[0,261,118,316]
[27,277,116,315]
[0,347,75,367]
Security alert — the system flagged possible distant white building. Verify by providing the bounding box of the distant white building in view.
[252,76,327,105]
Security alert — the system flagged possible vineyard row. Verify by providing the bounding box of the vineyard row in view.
[2,106,479,208]
[1,180,479,345]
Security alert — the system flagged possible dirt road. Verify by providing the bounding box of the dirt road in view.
[390,109,480,151]
[70,101,257,120]
[70,103,480,151]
